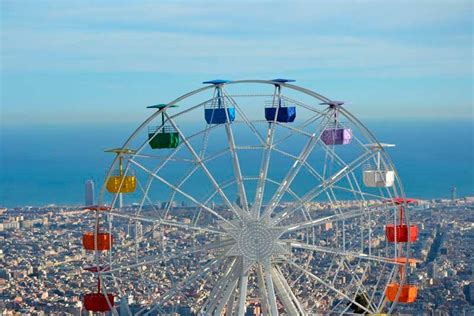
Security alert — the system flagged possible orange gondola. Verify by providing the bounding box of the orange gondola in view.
[385,283,418,303]
[82,232,113,251]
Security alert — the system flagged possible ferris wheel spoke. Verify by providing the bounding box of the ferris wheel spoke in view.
[271,147,359,214]
[272,149,376,225]
[256,264,270,316]
[214,272,240,315]
[237,270,249,316]
[165,114,242,221]
[252,85,294,219]
[140,256,225,316]
[319,140,373,201]
[201,258,237,313]
[253,121,277,218]
[206,258,241,313]
[341,259,378,312]
[188,178,240,230]
[271,265,305,315]
[272,146,343,204]
[264,263,279,316]
[272,146,386,204]
[201,147,232,163]
[223,89,265,144]
[282,95,326,115]
[284,240,401,266]
[270,114,368,196]
[220,90,250,212]
[332,184,389,200]
[162,148,229,219]
[135,178,161,216]
[253,125,275,218]
[377,263,397,311]
[108,238,230,275]
[132,116,212,181]
[134,134,194,217]
[266,178,302,203]
[365,260,388,308]
[309,257,345,306]
[132,153,195,163]
[133,116,221,177]
[274,121,316,138]
[163,164,200,218]
[223,90,270,216]
[262,114,332,219]
[108,210,225,235]
[272,109,328,147]
[283,205,380,233]
[129,158,238,228]
[210,272,240,315]
[282,257,374,314]
[161,122,219,219]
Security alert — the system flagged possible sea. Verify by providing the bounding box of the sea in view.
[1,119,473,207]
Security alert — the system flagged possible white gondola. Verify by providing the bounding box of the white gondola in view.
[363,169,395,187]
[363,143,395,188]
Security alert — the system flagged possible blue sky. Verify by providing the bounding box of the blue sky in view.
[1,0,472,124]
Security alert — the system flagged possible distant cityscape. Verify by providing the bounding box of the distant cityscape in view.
[1,0,472,314]
[0,195,473,315]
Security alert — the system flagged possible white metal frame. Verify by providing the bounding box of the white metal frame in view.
[88,80,412,315]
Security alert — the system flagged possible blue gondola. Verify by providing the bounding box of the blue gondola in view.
[205,108,236,124]
[264,98,296,123]
[265,106,296,122]
[265,78,296,123]
[203,79,235,124]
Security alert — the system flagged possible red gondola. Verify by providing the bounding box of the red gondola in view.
[83,264,114,311]
[384,198,418,243]
[83,293,114,312]
[386,224,419,242]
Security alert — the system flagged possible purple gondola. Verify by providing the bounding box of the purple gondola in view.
[320,100,352,145]
[321,128,353,145]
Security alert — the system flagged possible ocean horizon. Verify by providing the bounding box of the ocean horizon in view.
[1,118,473,207]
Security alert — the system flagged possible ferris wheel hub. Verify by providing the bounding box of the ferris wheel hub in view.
[238,222,274,261]
[225,219,287,271]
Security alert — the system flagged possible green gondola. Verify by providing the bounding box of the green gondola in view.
[147,104,180,149]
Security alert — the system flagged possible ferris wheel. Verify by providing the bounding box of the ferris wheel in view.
[81,79,419,315]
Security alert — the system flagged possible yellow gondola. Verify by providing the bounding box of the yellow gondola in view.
[105,148,136,193]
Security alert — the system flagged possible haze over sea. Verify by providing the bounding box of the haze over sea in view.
[1,118,472,207]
